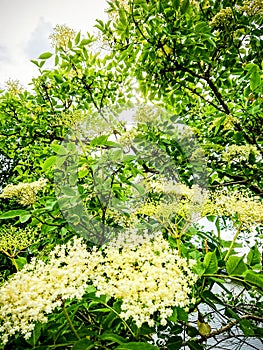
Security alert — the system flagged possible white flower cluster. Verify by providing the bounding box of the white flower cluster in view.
[92,231,198,328]
[222,144,260,163]
[0,178,48,206]
[0,232,197,344]
[0,238,97,344]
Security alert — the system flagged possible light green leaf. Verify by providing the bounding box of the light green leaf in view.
[19,213,31,223]
[75,31,81,45]
[226,255,248,276]
[203,251,218,274]
[247,245,261,267]
[244,270,263,289]
[250,71,261,91]
[42,156,57,171]
[38,52,53,59]
[0,210,28,220]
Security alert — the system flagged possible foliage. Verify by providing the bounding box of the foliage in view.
[0,2,263,350]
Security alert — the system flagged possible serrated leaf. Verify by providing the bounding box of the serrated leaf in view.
[247,245,261,267]
[244,270,263,289]
[226,255,247,276]
[203,251,218,274]
[38,52,53,59]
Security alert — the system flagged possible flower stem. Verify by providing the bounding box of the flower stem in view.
[224,222,243,261]
[63,303,80,340]
[100,301,136,338]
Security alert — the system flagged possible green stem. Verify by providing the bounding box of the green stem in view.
[11,257,19,272]
[63,304,80,340]
[224,222,243,261]
[100,301,136,338]
[203,274,245,284]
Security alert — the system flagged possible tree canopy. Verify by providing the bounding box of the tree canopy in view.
[0,1,262,349]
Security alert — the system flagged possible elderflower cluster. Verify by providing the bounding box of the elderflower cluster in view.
[49,24,76,49]
[5,79,23,95]
[222,144,260,163]
[210,7,233,27]
[0,237,97,344]
[138,181,207,233]
[119,128,139,147]
[0,226,37,258]
[0,178,47,206]
[0,231,198,344]
[209,115,239,131]
[203,190,263,229]
[237,0,263,16]
[92,231,197,328]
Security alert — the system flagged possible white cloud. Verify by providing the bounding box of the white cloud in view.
[24,17,53,59]
[0,0,108,88]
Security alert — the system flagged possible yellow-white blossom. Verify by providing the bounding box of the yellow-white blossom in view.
[210,7,233,27]
[5,79,23,95]
[222,144,260,163]
[203,190,263,229]
[0,237,97,344]
[0,226,37,258]
[92,231,198,328]
[49,24,76,49]
[0,232,198,343]
[0,178,47,206]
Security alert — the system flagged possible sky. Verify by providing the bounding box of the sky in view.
[0,0,108,89]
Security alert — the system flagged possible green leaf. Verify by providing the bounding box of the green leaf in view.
[116,343,159,350]
[0,209,28,220]
[177,307,188,322]
[38,52,53,59]
[99,332,127,344]
[19,213,31,223]
[80,39,91,47]
[244,270,263,289]
[75,31,81,45]
[15,256,27,270]
[239,319,255,337]
[203,251,218,274]
[187,340,204,350]
[250,71,261,91]
[72,338,93,350]
[247,245,261,267]
[167,336,183,350]
[30,59,40,67]
[226,255,248,276]
[25,323,42,346]
[42,156,57,171]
